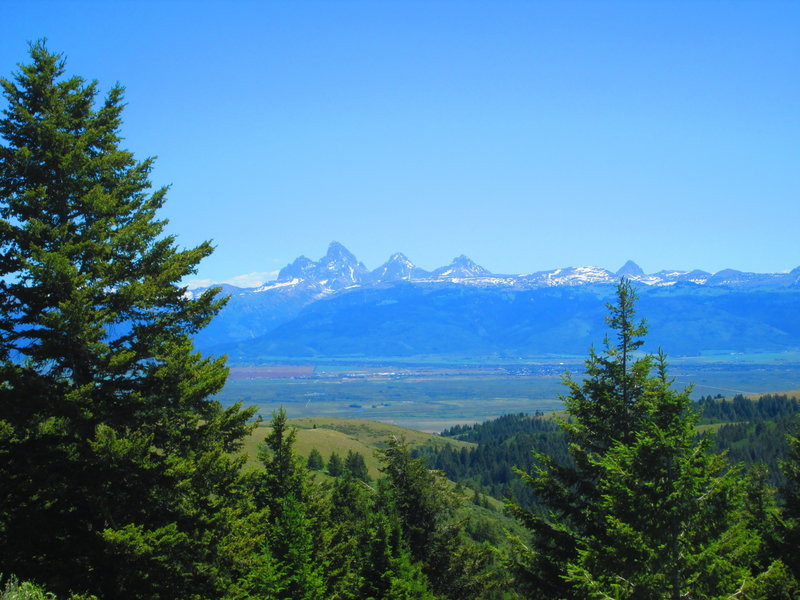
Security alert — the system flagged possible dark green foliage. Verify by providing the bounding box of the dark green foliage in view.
[697,394,799,487]
[256,408,306,510]
[378,437,459,565]
[327,450,344,476]
[742,560,800,600]
[344,449,371,482]
[324,475,435,600]
[563,353,755,598]
[440,411,554,442]
[698,394,800,423]
[425,390,800,511]
[306,447,324,470]
[509,280,760,599]
[247,422,473,600]
[419,413,568,505]
[324,476,378,598]
[714,418,798,486]
[248,408,325,600]
[0,42,258,599]
[378,436,494,600]
[778,431,800,580]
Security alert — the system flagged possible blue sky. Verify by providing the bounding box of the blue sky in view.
[2,1,798,286]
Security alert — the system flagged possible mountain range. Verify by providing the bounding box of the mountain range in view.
[191,242,800,362]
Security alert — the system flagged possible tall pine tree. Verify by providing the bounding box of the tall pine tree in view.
[249,408,326,600]
[378,436,492,600]
[0,42,258,599]
[509,280,760,599]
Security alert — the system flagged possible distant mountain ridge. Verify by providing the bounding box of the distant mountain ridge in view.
[237,241,800,294]
[190,242,800,361]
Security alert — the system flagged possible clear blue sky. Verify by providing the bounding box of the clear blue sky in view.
[2,1,798,286]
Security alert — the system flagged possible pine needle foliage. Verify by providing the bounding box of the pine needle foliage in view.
[508,279,760,600]
[0,42,257,599]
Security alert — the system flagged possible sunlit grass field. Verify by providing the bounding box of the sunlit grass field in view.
[242,417,475,475]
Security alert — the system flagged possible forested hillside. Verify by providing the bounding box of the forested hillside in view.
[3,44,800,600]
[418,394,800,503]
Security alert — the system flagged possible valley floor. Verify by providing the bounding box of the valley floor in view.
[216,358,800,430]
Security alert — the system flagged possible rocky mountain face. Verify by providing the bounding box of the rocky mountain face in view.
[430,255,491,279]
[275,241,369,291]
[370,252,429,282]
[616,259,646,278]
[190,242,800,361]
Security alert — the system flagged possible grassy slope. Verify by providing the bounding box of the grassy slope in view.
[745,389,800,399]
[241,389,799,479]
[242,417,475,478]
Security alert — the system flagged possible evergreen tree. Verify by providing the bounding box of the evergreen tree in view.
[248,408,326,600]
[778,431,800,579]
[324,476,376,599]
[344,449,371,482]
[563,352,754,599]
[736,465,800,600]
[0,42,258,599]
[322,465,440,600]
[509,280,759,599]
[264,495,326,600]
[306,447,324,471]
[327,450,344,476]
[378,436,491,600]
[256,407,306,512]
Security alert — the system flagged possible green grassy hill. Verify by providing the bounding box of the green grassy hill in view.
[243,417,475,478]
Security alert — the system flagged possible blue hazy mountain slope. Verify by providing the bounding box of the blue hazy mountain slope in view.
[207,285,799,361]
[191,243,800,362]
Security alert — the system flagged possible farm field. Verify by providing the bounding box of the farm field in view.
[216,358,800,431]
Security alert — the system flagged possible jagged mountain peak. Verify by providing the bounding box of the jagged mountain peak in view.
[324,241,358,262]
[453,254,478,266]
[319,242,368,288]
[616,260,645,278]
[388,252,412,263]
[277,255,316,282]
[372,252,420,282]
[191,246,800,362]
[433,255,491,278]
[274,242,367,289]
[264,243,796,293]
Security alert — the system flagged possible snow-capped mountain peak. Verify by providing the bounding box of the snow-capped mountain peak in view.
[273,242,368,291]
[432,255,491,279]
[371,252,425,282]
[229,243,800,296]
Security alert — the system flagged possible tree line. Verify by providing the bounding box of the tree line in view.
[421,395,799,502]
[2,43,800,599]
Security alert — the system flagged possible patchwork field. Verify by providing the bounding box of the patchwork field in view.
[217,358,800,431]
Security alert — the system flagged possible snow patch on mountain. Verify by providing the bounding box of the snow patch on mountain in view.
[254,278,301,292]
